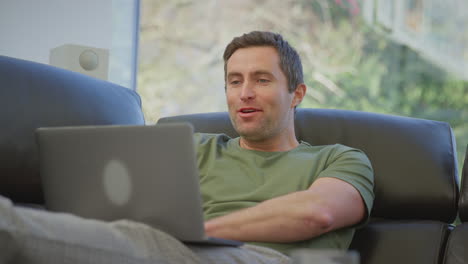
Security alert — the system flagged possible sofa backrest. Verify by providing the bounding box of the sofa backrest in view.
[444,145,468,264]
[0,55,145,204]
[158,109,460,223]
[459,145,468,221]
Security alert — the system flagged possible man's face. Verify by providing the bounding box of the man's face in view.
[225,46,297,142]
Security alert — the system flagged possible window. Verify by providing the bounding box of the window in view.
[138,0,468,172]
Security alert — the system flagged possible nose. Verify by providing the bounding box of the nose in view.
[240,81,255,101]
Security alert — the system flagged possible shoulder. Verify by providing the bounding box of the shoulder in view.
[328,144,371,165]
[194,133,238,174]
[300,142,371,165]
[297,142,374,187]
[193,133,236,154]
[194,132,232,146]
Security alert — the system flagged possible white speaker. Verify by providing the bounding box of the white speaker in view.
[50,44,109,80]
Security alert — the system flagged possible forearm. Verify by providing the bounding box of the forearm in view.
[204,177,366,243]
[204,190,333,242]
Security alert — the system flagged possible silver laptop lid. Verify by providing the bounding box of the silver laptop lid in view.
[36,123,206,242]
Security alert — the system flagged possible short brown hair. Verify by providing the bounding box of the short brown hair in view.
[223,31,304,93]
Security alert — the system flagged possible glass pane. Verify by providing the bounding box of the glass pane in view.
[138,0,468,173]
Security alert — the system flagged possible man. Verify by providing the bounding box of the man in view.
[0,31,373,264]
[195,31,374,256]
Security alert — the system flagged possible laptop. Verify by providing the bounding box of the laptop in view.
[36,123,242,247]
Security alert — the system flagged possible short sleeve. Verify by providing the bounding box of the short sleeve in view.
[317,145,375,221]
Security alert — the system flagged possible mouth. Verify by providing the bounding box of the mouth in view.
[238,107,261,113]
[237,107,262,117]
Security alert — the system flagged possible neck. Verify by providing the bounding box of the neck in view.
[239,129,299,152]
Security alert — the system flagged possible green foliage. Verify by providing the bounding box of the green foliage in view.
[297,3,468,173]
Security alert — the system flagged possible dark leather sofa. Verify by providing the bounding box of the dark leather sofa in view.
[1,54,467,264]
[0,55,145,205]
[158,102,466,264]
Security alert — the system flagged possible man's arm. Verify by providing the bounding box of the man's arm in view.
[204,177,366,242]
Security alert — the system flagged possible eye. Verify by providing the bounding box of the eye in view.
[230,80,241,85]
[258,79,270,84]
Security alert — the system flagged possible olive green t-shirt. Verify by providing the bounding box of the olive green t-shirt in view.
[194,133,374,255]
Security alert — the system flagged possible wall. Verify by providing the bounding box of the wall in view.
[0,0,138,89]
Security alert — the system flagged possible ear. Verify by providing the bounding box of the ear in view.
[291,84,307,108]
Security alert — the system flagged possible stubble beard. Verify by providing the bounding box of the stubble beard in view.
[231,115,279,143]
